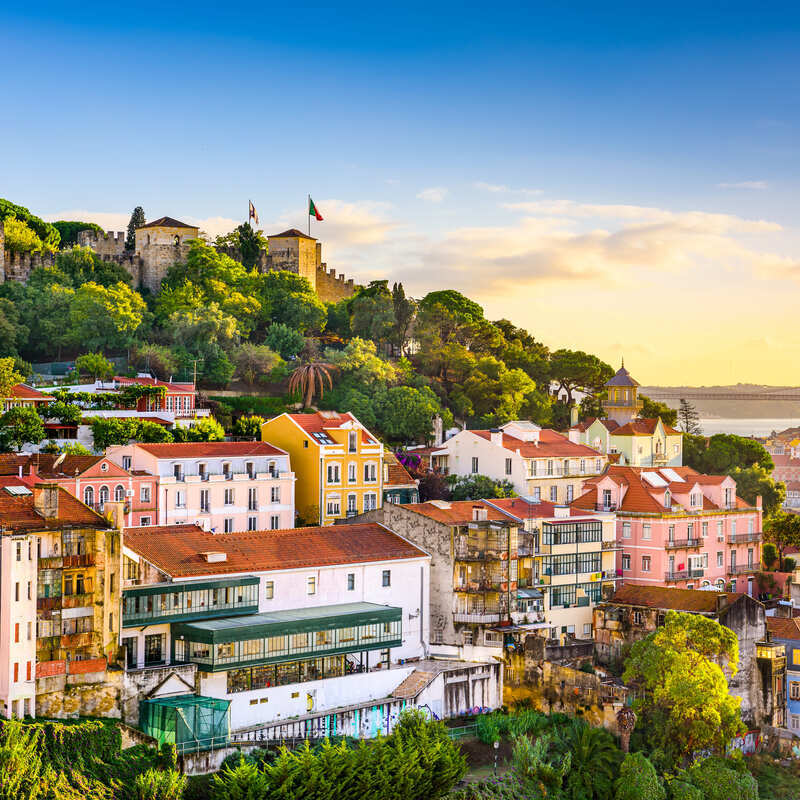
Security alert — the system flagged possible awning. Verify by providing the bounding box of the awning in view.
[518,588,543,599]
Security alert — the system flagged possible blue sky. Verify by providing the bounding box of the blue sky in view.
[2,2,800,383]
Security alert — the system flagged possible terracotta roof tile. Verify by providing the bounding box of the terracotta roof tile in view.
[607,584,743,613]
[138,216,197,230]
[471,428,602,458]
[400,501,512,525]
[766,616,800,640]
[385,463,416,487]
[287,411,357,433]
[269,228,316,240]
[0,485,108,531]
[123,522,427,577]
[134,441,286,458]
[9,384,54,401]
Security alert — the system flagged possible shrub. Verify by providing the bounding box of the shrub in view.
[783,557,796,572]
[762,542,778,569]
[132,768,187,800]
[666,779,702,800]
[232,415,265,439]
[614,752,665,800]
[210,757,269,800]
[686,757,758,800]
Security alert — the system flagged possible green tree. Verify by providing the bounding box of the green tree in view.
[230,344,282,386]
[75,352,115,381]
[259,270,327,334]
[623,611,745,759]
[614,752,665,800]
[0,298,28,358]
[448,474,516,501]
[730,464,784,516]
[131,344,180,381]
[288,362,335,409]
[419,289,485,325]
[373,385,445,444]
[697,434,773,474]
[764,511,800,565]
[51,221,105,248]
[68,282,146,351]
[686,757,758,800]
[234,223,267,269]
[184,417,225,442]
[2,216,49,253]
[678,398,701,434]
[264,323,305,360]
[126,206,145,251]
[55,247,132,287]
[0,358,25,399]
[391,282,416,354]
[549,349,614,407]
[511,733,571,798]
[350,292,396,343]
[232,415,265,439]
[454,356,537,426]
[640,395,678,427]
[169,304,240,351]
[0,407,45,451]
[0,198,61,251]
[560,723,622,800]
[132,768,186,800]
[41,401,82,427]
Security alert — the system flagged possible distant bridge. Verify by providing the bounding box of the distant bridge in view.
[644,390,800,401]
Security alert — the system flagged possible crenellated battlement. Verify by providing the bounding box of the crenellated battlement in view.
[77,229,127,257]
[1,248,57,282]
[315,261,358,302]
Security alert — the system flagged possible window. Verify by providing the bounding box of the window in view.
[14,582,19,601]
[307,576,316,595]
[580,459,586,474]
[270,514,280,529]
[13,663,18,683]
[364,463,377,482]
[245,461,254,478]
[248,487,258,510]
[27,581,31,600]
[583,623,592,636]
[122,455,132,471]
[347,494,357,513]
[484,631,501,645]
[265,581,274,599]
[248,516,257,531]
[471,457,479,474]
[140,485,151,503]
[139,516,151,526]
[717,521,724,541]
[550,485,558,502]
[622,522,631,539]
[702,521,708,538]
[326,497,340,516]
[114,484,125,501]
[223,462,231,479]
[348,463,357,483]
[566,485,574,502]
[15,542,21,561]
[224,488,234,505]
[463,629,473,646]
[271,486,280,503]
[732,520,737,535]
[595,459,602,472]
[717,551,723,567]
[793,650,800,666]
[382,569,391,587]
[633,611,643,625]
[642,556,651,572]
[547,460,553,476]
[664,490,671,508]
[642,523,651,540]
[173,463,183,481]
[84,486,94,506]
[348,431,357,453]
[532,487,541,502]
[224,518,233,533]
[690,493,700,508]
[175,490,186,509]
[364,493,378,511]
[505,458,512,475]
[791,682,800,700]
[14,623,19,642]
[267,461,276,477]
[725,487,733,507]
[303,439,309,448]
[347,573,355,591]
[622,554,631,571]
[327,464,340,484]
[602,489,612,509]
[200,489,210,512]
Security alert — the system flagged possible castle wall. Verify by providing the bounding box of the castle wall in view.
[267,236,318,287]
[315,264,357,302]
[77,230,127,258]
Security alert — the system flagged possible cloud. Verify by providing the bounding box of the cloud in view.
[474,182,543,195]
[416,187,448,203]
[45,209,239,238]
[716,181,768,190]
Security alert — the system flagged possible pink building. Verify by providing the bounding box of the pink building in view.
[573,466,762,594]
[106,442,295,533]
[1,453,156,527]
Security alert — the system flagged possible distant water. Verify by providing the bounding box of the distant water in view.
[699,418,800,437]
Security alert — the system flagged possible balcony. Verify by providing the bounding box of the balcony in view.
[727,564,757,576]
[39,556,63,569]
[601,540,622,551]
[60,632,96,649]
[453,611,502,624]
[454,546,506,562]
[664,538,702,550]
[594,503,618,512]
[664,569,704,581]
[61,593,94,609]
[454,580,503,594]
[728,533,762,544]
[63,553,95,568]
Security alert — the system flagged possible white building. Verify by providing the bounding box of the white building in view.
[430,421,607,505]
[120,521,502,741]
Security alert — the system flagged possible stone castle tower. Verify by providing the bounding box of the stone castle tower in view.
[602,362,643,425]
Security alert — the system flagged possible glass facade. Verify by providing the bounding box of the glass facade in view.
[226,655,352,693]
[122,578,260,627]
[542,521,602,545]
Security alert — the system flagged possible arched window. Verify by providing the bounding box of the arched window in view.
[664,490,671,508]
[173,234,180,246]
[84,486,94,506]
[99,485,109,509]
[114,484,125,502]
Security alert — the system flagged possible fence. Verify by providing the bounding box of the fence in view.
[445,722,479,740]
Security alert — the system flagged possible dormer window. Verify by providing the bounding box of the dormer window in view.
[173,464,183,481]
[348,431,357,453]
[664,490,671,509]
[690,493,700,508]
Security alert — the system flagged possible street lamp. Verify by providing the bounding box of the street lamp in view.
[493,740,500,776]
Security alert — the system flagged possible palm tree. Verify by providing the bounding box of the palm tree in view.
[557,722,622,800]
[288,362,335,409]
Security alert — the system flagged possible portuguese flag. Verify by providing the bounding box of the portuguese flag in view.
[309,197,323,221]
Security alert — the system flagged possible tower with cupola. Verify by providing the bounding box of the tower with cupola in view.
[602,361,643,425]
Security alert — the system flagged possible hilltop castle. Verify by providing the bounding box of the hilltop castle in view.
[0,218,358,301]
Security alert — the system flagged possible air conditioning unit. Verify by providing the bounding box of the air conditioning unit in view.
[125,490,134,498]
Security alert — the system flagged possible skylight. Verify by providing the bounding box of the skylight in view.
[311,431,335,444]
[641,471,668,488]
[4,485,32,496]
[660,468,684,483]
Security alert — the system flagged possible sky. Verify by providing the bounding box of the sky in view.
[2,1,800,386]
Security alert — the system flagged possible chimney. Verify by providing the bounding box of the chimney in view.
[33,483,59,519]
[756,495,763,510]
[716,593,729,614]
[489,429,503,446]
[104,500,126,529]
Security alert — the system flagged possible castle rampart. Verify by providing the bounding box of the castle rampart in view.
[77,229,127,258]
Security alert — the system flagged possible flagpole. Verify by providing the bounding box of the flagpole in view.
[308,194,311,236]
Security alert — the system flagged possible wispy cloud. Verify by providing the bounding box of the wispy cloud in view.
[716,180,768,190]
[416,187,448,203]
[474,182,543,195]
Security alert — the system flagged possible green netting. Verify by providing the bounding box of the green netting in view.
[139,695,230,752]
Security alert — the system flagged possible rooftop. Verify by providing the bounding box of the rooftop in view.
[766,616,800,640]
[470,428,603,458]
[606,584,744,613]
[268,228,316,240]
[605,364,640,388]
[0,485,109,531]
[8,383,54,401]
[123,522,428,577]
[132,441,287,459]
[138,216,197,230]
[398,500,513,525]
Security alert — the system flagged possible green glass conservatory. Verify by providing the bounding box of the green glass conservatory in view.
[139,695,230,754]
[171,602,403,672]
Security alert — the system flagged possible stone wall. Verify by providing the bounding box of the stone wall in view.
[120,662,198,726]
[36,664,122,719]
[77,230,127,258]
[315,264,357,302]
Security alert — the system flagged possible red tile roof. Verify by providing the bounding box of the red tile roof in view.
[269,228,316,240]
[772,454,800,468]
[766,616,800,640]
[0,485,109,531]
[133,441,286,458]
[609,419,681,437]
[470,428,602,458]
[287,411,357,433]
[385,463,416,487]
[0,454,32,476]
[123,522,427,577]
[113,376,195,393]
[607,584,744,613]
[485,497,593,520]
[399,500,512,525]
[9,384,54,401]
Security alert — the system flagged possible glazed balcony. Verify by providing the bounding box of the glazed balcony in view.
[454,544,508,562]
[454,580,504,594]
[601,540,623,551]
[453,611,502,623]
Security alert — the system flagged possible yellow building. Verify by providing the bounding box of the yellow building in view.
[261,412,384,525]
